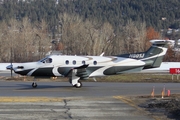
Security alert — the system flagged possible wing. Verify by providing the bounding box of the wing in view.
[65,64,89,79]
[64,64,89,87]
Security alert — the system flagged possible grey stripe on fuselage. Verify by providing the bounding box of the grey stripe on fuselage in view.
[15,69,33,76]
[103,65,144,75]
[31,68,55,77]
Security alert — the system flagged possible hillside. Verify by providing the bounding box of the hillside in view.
[0,0,180,31]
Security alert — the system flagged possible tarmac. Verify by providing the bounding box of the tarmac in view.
[0,80,180,119]
[0,97,154,120]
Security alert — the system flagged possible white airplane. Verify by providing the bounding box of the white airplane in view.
[6,40,169,88]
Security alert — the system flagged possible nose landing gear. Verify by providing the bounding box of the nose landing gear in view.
[32,82,37,88]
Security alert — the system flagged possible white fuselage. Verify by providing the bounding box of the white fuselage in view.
[12,55,145,77]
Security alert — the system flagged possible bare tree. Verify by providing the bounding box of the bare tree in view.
[58,13,115,56]
[0,13,150,63]
[0,20,10,62]
[0,18,51,62]
[33,20,51,59]
[92,22,115,55]
[114,20,147,54]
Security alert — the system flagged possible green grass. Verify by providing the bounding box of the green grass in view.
[89,73,178,83]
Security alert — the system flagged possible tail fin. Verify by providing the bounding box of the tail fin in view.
[141,40,169,69]
[117,40,169,69]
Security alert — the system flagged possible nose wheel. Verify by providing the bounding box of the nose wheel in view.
[32,82,37,88]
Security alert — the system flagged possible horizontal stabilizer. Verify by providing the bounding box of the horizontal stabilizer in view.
[116,67,144,74]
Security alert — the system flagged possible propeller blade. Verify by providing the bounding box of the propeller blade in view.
[10,47,13,77]
[10,63,13,77]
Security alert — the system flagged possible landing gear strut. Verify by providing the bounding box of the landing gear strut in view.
[32,82,37,88]
[69,69,83,88]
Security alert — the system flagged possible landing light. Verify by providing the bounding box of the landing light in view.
[17,66,24,69]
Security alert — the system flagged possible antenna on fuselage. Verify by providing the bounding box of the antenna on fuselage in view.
[100,52,104,56]
[93,77,97,82]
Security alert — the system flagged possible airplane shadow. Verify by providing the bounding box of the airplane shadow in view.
[15,83,94,90]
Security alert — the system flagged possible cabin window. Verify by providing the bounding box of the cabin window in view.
[82,60,86,65]
[93,61,97,65]
[73,60,76,65]
[65,60,69,65]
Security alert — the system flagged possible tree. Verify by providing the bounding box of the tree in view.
[117,20,147,54]
[0,17,51,62]
[145,27,160,50]
[163,47,176,62]
[146,27,160,40]
[58,13,115,55]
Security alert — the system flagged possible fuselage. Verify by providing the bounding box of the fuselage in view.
[13,55,145,78]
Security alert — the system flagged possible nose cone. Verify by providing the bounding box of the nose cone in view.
[13,62,38,76]
[6,64,13,70]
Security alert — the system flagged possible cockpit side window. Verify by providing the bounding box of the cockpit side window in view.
[40,58,52,63]
[39,57,48,62]
[46,58,52,63]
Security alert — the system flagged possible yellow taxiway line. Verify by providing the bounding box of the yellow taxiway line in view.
[114,96,162,120]
[113,96,138,109]
[0,97,63,102]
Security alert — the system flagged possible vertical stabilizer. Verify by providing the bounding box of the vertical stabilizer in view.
[142,40,169,69]
[117,40,169,69]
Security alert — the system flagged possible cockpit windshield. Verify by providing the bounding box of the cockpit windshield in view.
[39,57,52,63]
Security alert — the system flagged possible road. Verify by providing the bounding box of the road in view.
[0,81,180,120]
[0,81,180,97]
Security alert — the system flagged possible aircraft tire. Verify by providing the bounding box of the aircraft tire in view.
[75,81,82,88]
[32,82,37,88]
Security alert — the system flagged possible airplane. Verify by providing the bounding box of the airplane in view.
[6,40,169,88]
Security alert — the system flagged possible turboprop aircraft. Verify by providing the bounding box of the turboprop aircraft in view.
[7,40,169,88]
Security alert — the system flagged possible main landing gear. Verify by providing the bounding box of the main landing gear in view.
[69,69,83,88]
[70,78,83,88]
[73,81,82,88]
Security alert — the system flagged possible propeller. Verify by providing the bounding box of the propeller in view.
[10,62,13,77]
[6,63,13,77]
[10,47,13,77]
